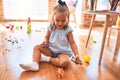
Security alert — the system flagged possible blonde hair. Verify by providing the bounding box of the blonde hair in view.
[49,4,70,30]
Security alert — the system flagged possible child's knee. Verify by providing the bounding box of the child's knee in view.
[59,60,70,68]
[34,45,39,48]
[34,45,41,50]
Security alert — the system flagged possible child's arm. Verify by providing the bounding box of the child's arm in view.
[68,31,79,57]
[68,31,82,64]
[41,30,50,47]
[44,30,50,43]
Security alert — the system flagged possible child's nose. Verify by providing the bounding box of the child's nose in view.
[58,22,62,25]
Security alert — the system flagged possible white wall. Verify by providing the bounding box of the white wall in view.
[3,0,48,20]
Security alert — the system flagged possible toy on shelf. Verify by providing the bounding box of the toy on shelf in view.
[27,17,31,34]
[57,67,64,78]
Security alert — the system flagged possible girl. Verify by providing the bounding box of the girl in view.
[20,0,81,71]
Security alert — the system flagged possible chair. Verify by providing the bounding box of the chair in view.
[107,16,120,55]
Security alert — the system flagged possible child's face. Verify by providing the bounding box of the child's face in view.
[53,12,68,29]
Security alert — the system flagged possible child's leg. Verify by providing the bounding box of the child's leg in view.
[20,45,53,71]
[33,45,53,62]
[49,54,70,68]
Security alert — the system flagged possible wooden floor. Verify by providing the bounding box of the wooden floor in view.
[0,23,120,80]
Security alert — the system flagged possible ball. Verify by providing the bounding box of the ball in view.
[92,40,97,44]
[84,55,91,63]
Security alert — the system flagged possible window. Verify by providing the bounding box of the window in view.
[3,0,48,20]
[95,0,110,21]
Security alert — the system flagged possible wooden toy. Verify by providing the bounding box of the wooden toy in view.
[57,67,64,78]
[27,17,31,34]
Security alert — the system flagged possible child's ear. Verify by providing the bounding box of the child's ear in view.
[66,22,69,25]
[66,18,69,23]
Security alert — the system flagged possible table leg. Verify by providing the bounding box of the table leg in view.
[85,14,96,47]
[99,15,110,65]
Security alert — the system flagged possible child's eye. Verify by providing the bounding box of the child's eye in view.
[56,19,59,22]
[62,20,65,22]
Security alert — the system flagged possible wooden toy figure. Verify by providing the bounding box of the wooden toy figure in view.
[57,67,64,78]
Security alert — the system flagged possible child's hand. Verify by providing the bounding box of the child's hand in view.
[75,55,82,65]
[71,54,82,65]
[41,41,49,48]
[75,54,79,59]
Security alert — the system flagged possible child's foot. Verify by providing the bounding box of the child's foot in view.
[19,62,39,71]
[40,54,51,62]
